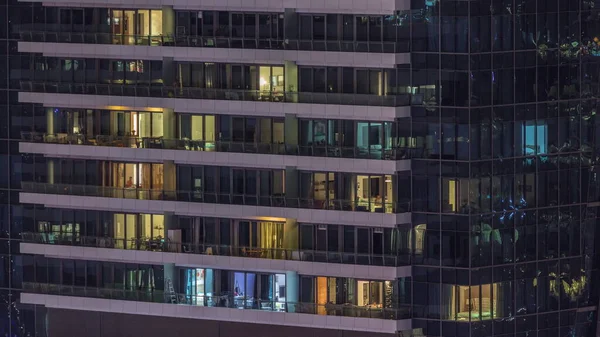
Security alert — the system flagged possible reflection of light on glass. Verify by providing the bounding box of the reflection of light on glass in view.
[256,216,286,222]
[448,180,456,211]
[259,77,267,86]
[132,112,138,135]
[134,163,139,186]
[103,106,162,112]
[412,224,426,254]
[545,273,587,301]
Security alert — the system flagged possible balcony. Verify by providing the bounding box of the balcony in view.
[21,182,411,214]
[20,132,416,161]
[20,181,411,213]
[19,32,411,54]
[22,283,410,320]
[19,81,413,108]
[21,232,412,267]
[23,282,411,324]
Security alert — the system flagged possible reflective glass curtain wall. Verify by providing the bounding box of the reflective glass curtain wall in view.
[1,0,47,336]
[409,0,600,336]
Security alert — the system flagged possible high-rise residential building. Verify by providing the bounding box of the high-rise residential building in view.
[4,0,600,336]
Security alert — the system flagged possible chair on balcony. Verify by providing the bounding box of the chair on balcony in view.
[225,91,240,100]
[260,301,273,311]
[356,205,368,212]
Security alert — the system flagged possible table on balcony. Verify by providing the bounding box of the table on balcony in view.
[242,248,265,258]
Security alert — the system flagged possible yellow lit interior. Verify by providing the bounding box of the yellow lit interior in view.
[448,180,456,211]
[452,283,499,321]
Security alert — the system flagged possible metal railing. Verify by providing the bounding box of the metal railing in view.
[20,182,411,213]
[19,81,413,107]
[20,132,417,160]
[21,232,412,267]
[19,31,411,54]
[22,282,411,320]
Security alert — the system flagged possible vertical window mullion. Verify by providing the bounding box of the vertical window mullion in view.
[337,67,342,93]
[241,13,245,39]
[365,15,369,42]
[324,15,328,41]
[380,15,384,42]
[230,12,233,38]
[380,68,384,95]
[69,9,74,32]
[57,259,63,285]
[353,15,357,42]
[353,228,358,255]
[255,14,259,40]
[212,12,217,38]
[353,69,357,94]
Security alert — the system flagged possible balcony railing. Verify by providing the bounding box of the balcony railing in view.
[19,31,411,54]
[19,81,413,107]
[21,232,412,267]
[20,132,417,160]
[21,182,411,213]
[22,282,411,320]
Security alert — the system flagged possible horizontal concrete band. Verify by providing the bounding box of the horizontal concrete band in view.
[20,142,410,175]
[19,92,411,122]
[21,243,411,279]
[36,0,411,14]
[22,293,411,333]
[19,42,411,68]
[19,192,412,227]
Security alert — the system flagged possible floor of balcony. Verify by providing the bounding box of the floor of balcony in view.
[22,289,411,333]
[19,139,411,175]
[19,190,410,228]
[20,242,411,279]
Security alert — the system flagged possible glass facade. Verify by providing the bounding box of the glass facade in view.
[6,0,600,336]
[407,0,600,336]
[19,156,412,212]
[14,57,412,106]
[22,109,418,160]
[20,206,413,267]
[21,256,412,320]
[16,8,413,52]
[2,0,49,336]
